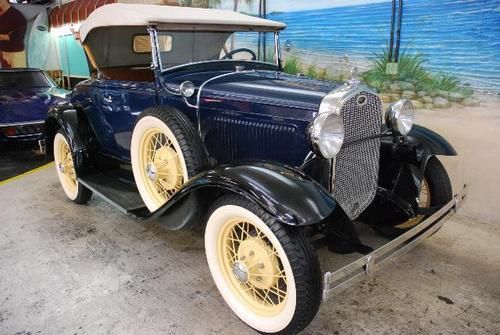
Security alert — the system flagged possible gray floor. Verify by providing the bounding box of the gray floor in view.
[0,166,499,335]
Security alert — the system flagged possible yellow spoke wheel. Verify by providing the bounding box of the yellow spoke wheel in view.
[395,178,431,229]
[140,128,186,205]
[219,219,288,315]
[205,196,322,334]
[54,132,79,201]
[131,114,189,212]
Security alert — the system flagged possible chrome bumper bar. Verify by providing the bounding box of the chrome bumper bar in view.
[323,184,467,301]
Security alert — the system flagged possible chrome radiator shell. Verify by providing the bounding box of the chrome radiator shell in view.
[318,85,382,219]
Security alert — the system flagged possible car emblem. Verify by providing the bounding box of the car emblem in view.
[357,95,368,106]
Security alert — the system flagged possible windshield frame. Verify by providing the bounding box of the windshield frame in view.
[148,26,282,73]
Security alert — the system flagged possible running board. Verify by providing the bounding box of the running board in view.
[78,173,150,218]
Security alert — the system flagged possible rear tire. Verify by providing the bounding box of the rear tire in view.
[53,130,92,204]
[131,107,207,212]
[205,195,322,335]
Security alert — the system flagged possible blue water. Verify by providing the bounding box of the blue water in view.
[268,0,500,92]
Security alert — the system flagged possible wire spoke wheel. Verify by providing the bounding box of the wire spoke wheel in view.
[205,196,322,334]
[131,108,207,214]
[219,219,288,315]
[54,132,78,200]
[395,178,430,229]
[139,128,186,206]
[53,131,92,204]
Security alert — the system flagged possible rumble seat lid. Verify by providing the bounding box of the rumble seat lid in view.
[79,4,286,42]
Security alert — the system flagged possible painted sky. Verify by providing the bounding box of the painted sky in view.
[220,0,392,13]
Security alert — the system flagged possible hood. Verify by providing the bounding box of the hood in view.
[0,87,68,124]
[199,71,340,112]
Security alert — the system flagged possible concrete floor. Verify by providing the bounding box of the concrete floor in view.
[0,167,499,334]
[0,143,46,181]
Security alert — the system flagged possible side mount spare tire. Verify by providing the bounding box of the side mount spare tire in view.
[131,106,207,214]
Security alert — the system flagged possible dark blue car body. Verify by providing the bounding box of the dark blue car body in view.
[70,62,334,167]
[0,68,68,145]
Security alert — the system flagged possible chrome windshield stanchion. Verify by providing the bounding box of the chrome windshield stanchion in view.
[274,32,281,68]
[322,184,467,301]
[148,26,162,72]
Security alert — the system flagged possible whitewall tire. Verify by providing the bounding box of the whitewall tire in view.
[53,130,92,204]
[205,195,322,335]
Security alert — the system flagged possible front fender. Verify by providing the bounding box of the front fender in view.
[149,162,337,228]
[407,125,457,156]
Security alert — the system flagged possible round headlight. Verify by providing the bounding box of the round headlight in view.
[310,113,345,159]
[180,81,195,98]
[386,99,414,136]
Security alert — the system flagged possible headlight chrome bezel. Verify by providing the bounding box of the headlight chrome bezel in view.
[386,99,415,136]
[309,112,345,159]
[180,81,196,98]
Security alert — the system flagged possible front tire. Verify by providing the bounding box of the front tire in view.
[378,156,453,237]
[205,195,322,335]
[53,130,92,204]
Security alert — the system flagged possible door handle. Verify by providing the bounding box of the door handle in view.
[102,94,113,104]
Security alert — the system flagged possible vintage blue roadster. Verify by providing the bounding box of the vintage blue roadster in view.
[44,4,466,334]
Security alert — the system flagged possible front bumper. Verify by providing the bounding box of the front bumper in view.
[323,184,467,301]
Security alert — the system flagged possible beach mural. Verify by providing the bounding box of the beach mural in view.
[224,0,500,109]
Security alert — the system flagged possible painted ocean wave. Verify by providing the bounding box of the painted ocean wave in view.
[267,0,500,92]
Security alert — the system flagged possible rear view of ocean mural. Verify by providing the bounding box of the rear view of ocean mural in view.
[252,0,499,109]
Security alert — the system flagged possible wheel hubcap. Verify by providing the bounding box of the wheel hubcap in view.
[58,162,65,173]
[146,163,157,181]
[232,261,249,283]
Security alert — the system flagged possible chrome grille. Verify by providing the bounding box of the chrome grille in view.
[332,92,382,219]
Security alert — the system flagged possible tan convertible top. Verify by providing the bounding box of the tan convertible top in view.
[79,4,287,42]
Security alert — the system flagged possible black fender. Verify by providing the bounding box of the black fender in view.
[44,103,89,174]
[145,162,337,229]
[407,124,457,164]
[364,125,456,227]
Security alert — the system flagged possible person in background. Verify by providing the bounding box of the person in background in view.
[0,0,27,68]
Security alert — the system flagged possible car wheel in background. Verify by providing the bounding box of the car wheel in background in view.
[205,195,322,335]
[376,156,453,237]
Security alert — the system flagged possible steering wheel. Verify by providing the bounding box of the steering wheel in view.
[221,48,257,61]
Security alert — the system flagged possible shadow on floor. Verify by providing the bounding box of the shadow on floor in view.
[0,142,50,181]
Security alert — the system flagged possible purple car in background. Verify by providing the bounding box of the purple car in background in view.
[0,68,68,152]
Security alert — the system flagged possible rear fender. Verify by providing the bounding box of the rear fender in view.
[45,103,89,174]
[149,162,337,229]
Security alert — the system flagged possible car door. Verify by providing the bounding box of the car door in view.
[94,79,157,160]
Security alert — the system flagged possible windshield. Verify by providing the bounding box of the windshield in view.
[157,31,277,69]
[0,71,51,89]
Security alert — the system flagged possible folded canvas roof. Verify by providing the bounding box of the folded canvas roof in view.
[79,4,286,42]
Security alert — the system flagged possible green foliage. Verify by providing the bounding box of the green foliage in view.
[179,0,222,8]
[364,46,431,83]
[363,45,467,94]
[306,64,329,80]
[431,73,460,91]
[283,55,302,75]
[283,56,329,80]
